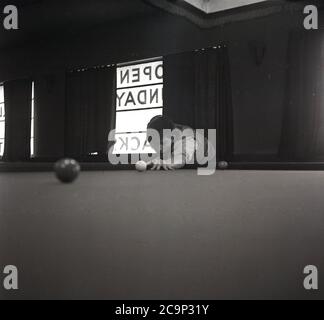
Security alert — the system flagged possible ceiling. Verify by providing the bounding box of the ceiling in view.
[0,0,308,50]
[183,0,269,13]
[143,0,309,29]
[0,0,159,49]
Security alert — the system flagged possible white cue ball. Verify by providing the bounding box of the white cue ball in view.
[135,161,147,172]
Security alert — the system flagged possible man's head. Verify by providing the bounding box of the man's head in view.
[147,115,175,135]
[147,115,176,154]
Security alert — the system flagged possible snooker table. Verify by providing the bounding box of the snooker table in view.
[0,169,323,300]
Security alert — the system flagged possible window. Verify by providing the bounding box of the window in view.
[114,59,163,154]
[30,82,35,157]
[0,85,4,157]
[0,83,35,158]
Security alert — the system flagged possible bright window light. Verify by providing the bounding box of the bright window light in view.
[0,85,5,158]
[0,83,36,158]
[183,0,268,13]
[30,82,35,157]
[115,108,163,134]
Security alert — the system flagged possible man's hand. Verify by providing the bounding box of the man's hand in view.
[147,159,175,171]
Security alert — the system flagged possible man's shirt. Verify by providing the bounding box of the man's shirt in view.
[171,126,216,166]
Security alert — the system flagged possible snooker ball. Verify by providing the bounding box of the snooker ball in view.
[218,161,229,170]
[135,161,147,172]
[54,158,81,183]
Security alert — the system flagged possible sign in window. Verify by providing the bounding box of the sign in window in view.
[114,60,163,154]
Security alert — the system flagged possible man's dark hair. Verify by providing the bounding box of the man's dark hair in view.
[147,115,175,135]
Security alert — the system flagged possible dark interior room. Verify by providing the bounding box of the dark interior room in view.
[0,0,323,302]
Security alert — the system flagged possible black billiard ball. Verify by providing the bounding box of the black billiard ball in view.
[218,161,229,170]
[54,158,81,183]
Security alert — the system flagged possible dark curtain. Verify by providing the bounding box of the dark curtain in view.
[280,31,324,161]
[163,51,196,127]
[65,67,116,160]
[34,73,66,159]
[3,79,32,162]
[164,46,233,161]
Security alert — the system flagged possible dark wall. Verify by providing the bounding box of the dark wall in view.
[230,19,289,156]
[0,8,310,160]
